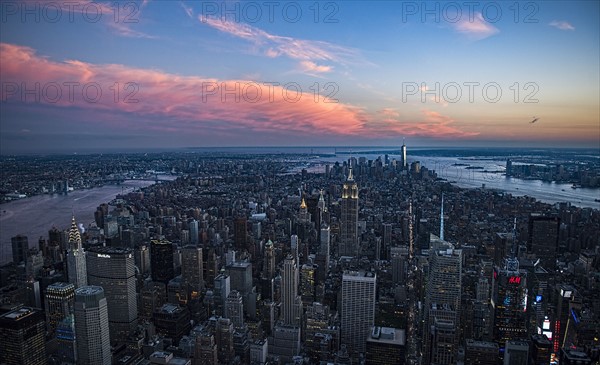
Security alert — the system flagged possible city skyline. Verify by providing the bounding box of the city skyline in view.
[1,1,599,154]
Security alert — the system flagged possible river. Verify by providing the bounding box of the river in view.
[304,153,600,210]
[1,154,598,265]
[0,180,155,264]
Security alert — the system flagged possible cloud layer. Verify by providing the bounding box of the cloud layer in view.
[1,43,478,143]
[199,16,358,74]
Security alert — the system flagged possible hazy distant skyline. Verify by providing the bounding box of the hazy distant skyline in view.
[1,1,598,153]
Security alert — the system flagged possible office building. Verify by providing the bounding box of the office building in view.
[365,326,406,365]
[214,274,231,316]
[225,290,244,329]
[530,334,552,365]
[269,324,301,363]
[341,271,376,353]
[464,339,498,365]
[44,282,75,338]
[491,258,528,350]
[527,214,560,270]
[11,234,28,264]
[189,219,199,245]
[87,247,138,342]
[194,332,217,365]
[0,306,47,365]
[559,348,592,365]
[250,339,268,364]
[300,263,316,306]
[339,168,359,257]
[55,314,77,364]
[74,286,111,365]
[227,261,253,314]
[151,239,175,284]
[234,217,247,251]
[423,245,462,364]
[66,216,87,288]
[281,255,302,327]
[216,317,235,364]
[504,341,529,365]
[153,303,191,346]
[181,245,204,293]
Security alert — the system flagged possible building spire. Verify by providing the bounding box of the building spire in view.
[347,167,354,181]
[300,197,307,209]
[511,217,517,258]
[440,193,444,241]
[69,215,82,250]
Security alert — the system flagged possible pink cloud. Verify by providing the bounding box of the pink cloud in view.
[453,12,499,40]
[549,21,575,31]
[369,110,479,139]
[199,16,361,67]
[18,0,155,39]
[0,43,478,141]
[0,43,365,137]
[299,61,333,75]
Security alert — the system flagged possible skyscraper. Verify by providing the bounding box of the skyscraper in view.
[491,258,528,350]
[227,261,253,315]
[11,234,28,264]
[44,282,75,338]
[340,168,359,257]
[281,255,302,327]
[366,327,406,365]
[341,271,376,353]
[189,219,199,245]
[299,197,310,223]
[234,217,247,251]
[213,274,231,316]
[300,263,316,305]
[527,214,560,270]
[225,290,244,329]
[401,139,407,168]
[86,247,138,342]
[316,222,330,282]
[216,317,235,364]
[422,245,462,365]
[74,286,111,365]
[66,216,87,288]
[181,245,204,293]
[194,332,218,365]
[151,239,175,284]
[0,306,47,365]
[263,239,275,280]
[55,314,77,364]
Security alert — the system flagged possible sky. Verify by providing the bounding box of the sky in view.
[0,0,598,153]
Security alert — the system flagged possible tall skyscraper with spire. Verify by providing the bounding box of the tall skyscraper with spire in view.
[66,216,87,288]
[422,243,462,365]
[401,139,407,168]
[340,167,359,257]
[299,196,310,223]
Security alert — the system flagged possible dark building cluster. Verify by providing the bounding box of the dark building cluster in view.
[1,145,599,365]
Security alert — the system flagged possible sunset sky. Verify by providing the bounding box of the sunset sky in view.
[1,0,598,153]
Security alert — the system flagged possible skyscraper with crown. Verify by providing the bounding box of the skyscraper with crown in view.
[66,216,87,288]
[340,168,359,257]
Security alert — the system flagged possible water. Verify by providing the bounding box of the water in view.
[0,180,155,264]
[1,151,598,264]
[307,153,600,210]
